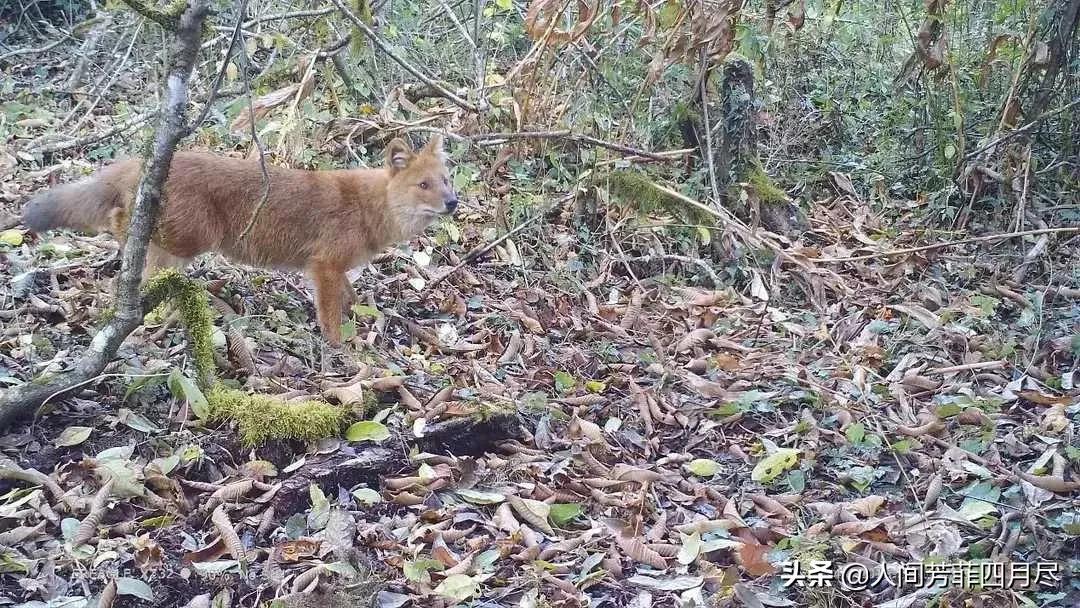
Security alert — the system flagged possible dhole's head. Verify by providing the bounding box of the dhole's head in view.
[384,135,458,233]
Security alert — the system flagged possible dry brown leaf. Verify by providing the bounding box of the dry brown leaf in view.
[211,505,247,565]
[615,534,667,569]
[210,479,254,502]
[508,495,554,535]
[675,328,714,353]
[683,373,729,399]
[99,579,117,608]
[73,478,114,547]
[848,495,886,517]
[182,537,229,565]
[735,539,776,576]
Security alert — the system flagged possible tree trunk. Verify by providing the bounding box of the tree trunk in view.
[0,0,210,430]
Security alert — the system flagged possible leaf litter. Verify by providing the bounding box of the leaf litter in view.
[0,12,1078,608]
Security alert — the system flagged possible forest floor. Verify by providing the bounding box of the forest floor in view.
[2,14,1079,608]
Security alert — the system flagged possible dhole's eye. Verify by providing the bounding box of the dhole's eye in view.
[419,181,430,190]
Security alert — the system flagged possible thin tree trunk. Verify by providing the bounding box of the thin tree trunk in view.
[0,0,210,430]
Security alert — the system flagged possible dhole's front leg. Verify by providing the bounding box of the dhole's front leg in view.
[310,263,347,344]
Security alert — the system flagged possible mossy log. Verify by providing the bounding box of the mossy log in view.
[270,413,524,516]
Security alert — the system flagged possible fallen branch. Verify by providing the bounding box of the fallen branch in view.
[272,413,523,516]
[926,360,1008,375]
[23,111,155,156]
[964,98,1080,160]
[813,227,1080,263]
[472,130,678,162]
[0,37,68,61]
[0,0,210,430]
[624,254,722,286]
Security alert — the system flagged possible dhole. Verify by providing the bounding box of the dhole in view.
[21,136,459,344]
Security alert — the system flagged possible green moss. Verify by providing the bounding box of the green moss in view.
[118,0,188,30]
[607,170,713,224]
[99,307,116,323]
[746,162,789,204]
[143,269,215,384]
[207,386,345,447]
[143,269,345,447]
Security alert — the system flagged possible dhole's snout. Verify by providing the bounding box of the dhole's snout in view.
[444,196,459,214]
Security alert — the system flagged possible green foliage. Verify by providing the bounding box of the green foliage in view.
[607,170,713,224]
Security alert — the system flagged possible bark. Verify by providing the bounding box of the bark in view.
[715,57,755,188]
[0,0,210,430]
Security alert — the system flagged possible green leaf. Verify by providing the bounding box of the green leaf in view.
[554,371,576,393]
[346,420,390,442]
[786,469,806,493]
[751,449,800,483]
[350,304,382,319]
[190,560,239,574]
[969,294,999,317]
[308,484,330,531]
[118,408,161,433]
[55,426,93,447]
[936,403,962,418]
[957,481,1000,522]
[168,369,209,420]
[889,439,915,454]
[495,0,512,10]
[686,458,721,477]
[403,558,444,584]
[549,503,583,527]
[340,318,357,341]
[116,577,154,601]
[351,487,382,506]
[0,229,24,247]
[474,549,501,572]
[584,380,606,394]
[149,454,180,475]
[61,518,81,541]
[845,423,865,444]
[433,573,479,602]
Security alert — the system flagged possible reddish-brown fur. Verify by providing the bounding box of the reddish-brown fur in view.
[21,136,458,344]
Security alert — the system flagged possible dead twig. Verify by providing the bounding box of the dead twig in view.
[24,111,155,156]
[814,227,1080,263]
[472,130,678,162]
[329,0,478,112]
[0,37,68,61]
[235,13,273,243]
[187,0,248,136]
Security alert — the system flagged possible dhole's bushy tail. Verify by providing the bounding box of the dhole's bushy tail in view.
[22,177,122,234]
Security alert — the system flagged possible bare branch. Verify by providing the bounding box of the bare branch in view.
[328,0,479,112]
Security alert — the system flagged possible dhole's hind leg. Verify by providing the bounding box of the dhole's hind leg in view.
[310,262,347,345]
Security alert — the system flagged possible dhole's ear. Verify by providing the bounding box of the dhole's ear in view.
[386,138,413,172]
[423,134,446,159]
